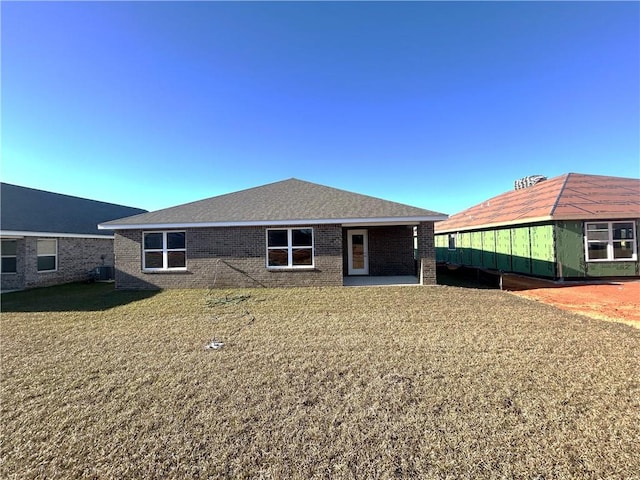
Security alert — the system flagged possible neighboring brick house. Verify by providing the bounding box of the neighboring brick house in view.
[435,173,640,279]
[0,183,146,291]
[100,179,447,289]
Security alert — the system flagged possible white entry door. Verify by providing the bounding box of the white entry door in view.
[347,229,369,275]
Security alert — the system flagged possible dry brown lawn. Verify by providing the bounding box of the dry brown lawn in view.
[1,283,639,479]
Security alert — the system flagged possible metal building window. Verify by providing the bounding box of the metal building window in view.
[585,221,637,262]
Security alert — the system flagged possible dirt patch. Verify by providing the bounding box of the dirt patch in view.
[512,280,640,327]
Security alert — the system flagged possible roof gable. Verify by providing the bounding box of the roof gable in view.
[435,173,640,233]
[100,178,447,229]
[1,183,147,236]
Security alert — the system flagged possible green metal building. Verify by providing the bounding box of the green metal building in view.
[435,173,640,279]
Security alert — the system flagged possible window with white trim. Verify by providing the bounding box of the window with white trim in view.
[143,231,186,270]
[37,238,57,272]
[585,221,637,261]
[266,228,314,268]
[1,239,17,273]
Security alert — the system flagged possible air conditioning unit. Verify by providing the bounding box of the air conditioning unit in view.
[91,266,114,281]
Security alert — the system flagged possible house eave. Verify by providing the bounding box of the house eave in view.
[0,230,115,240]
[435,213,640,234]
[100,215,449,231]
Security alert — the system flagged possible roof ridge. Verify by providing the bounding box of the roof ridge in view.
[549,173,571,217]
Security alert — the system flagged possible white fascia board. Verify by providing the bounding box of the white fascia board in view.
[0,230,115,239]
[99,215,449,231]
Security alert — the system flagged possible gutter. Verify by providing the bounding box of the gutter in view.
[99,215,449,230]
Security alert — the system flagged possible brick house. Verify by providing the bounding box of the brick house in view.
[1,183,146,291]
[100,179,447,289]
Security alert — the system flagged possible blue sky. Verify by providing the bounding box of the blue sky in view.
[2,1,638,215]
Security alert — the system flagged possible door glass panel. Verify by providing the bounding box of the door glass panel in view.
[351,234,364,269]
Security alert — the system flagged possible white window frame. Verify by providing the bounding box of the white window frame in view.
[142,231,187,271]
[266,227,314,269]
[584,221,637,262]
[37,238,58,272]
[1,239,18,274]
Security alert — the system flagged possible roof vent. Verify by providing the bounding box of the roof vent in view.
[514,175,547,190]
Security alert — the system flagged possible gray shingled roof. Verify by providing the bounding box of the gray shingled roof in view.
[1,183,147,236]
[100,178,447,229]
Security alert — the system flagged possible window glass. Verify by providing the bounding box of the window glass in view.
[613,223,634,240]
[167,251,186,268]
[2,258,17,273]
[614,242,634,259]
[37,239,57,255]
[586,225,609,241]
[144,252,164,269]
[292,229,312,247]
[292,248,313,265]
[167,232,186,249]
[37,256,56,271]
[268,230,288,247]
[1,240,17,256]
[587,243,608,260]
[144,233,163,249]
[268,249,289,266]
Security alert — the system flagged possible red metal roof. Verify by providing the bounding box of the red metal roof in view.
[435,173,640,233]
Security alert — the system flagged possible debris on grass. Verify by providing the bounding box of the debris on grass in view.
[205,338,225,350]
[205,292,257,349]
[205,293,252,308]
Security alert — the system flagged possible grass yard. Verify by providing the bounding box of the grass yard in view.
[1,283,639,479]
